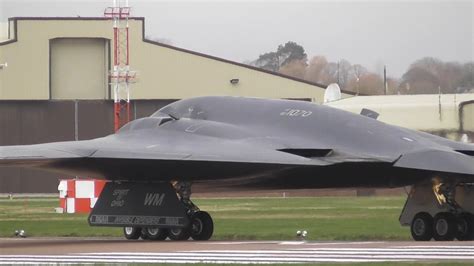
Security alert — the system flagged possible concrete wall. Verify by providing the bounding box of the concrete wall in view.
[0,18,351,102]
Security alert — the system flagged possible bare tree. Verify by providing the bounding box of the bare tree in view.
[400,57,468,94]
[304,56,328,83]
[400,67,439,94]
[352,64,368,81]
[357,73,385,95]
[346,64,369,94]
[336,59,352,89]
[279,59,307,79]
[319,62,339,85]
[458,62,474,92]
[386,78,400,95]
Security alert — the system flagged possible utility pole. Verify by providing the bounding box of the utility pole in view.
[383,65,387,95]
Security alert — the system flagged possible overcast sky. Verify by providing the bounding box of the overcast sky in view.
[1,0,472,78]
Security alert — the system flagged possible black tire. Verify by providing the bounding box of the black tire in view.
[168,227,191,241]
[143,227,169,241]
[140,229,149,240]
[433,212,456,241]
[190,211,214,241]
[455,213,474,241]
[411,212,433,241]
[123,227,142,240]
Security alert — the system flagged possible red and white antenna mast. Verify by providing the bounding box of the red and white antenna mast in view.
[104,0,137,132]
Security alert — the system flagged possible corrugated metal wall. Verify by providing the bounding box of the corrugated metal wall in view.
[0,100,174,193]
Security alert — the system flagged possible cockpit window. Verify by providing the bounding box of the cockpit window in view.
[151,110,170,118]
[152,99,207,120]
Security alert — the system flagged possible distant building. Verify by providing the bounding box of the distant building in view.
[327,93,474,142]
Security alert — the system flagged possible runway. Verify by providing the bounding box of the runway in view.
[0,238,473,264]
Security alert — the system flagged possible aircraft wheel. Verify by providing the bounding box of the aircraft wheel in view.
[123,226,141,240]
[410,212,433,241]
[143,227,169,241]
[190,211,214,241]
[168,227,191,241]
[455,213,474,241]
[433,212,456,241]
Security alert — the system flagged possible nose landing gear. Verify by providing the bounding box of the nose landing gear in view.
[171,181,214,241]
[190,211,214,240]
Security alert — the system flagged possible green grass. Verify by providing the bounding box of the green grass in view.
[0,196,411,240]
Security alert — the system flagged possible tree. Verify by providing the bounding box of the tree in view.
[345,64,368,94]
[400,67,440,94]
[357,73,385,95]
[399,57,468,94]
[276,41,307,67]
[352,64,368,81]
[279,59,307,79]
[458,62,474,92]
[254,41,307,72]
[386,78,400,95]
[318,62,339,85]
[304,56,328,83]
[254,52,280,72]
[441,62,463,93]
[336,59,352,89]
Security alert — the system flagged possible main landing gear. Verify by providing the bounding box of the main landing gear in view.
[401,180,474,241]
[122,181,214,241]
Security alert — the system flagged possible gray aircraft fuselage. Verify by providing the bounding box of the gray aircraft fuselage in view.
[1,96,474,189]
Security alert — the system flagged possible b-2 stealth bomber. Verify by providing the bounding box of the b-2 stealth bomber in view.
[1,96,474,241]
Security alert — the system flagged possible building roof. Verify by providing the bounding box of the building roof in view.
[2,17,356,96]
[327,93,474,134]
[328,93,474,108]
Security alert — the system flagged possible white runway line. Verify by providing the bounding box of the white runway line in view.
[279,241,385,245]
[395,245,474,249]
[84,250,474,256]
[1,246,473,264]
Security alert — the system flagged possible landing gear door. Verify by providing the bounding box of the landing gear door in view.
[88,182,189,228]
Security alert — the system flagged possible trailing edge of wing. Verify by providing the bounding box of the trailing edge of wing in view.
[394,149,474,175]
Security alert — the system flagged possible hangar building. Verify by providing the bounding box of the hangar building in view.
[0,17,354,192]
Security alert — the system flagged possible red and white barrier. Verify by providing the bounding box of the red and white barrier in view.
[58,179,107,213]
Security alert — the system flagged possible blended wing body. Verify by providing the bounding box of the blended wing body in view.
[1,96,473,188]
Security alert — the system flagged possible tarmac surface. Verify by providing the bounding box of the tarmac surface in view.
[0,237,473,264]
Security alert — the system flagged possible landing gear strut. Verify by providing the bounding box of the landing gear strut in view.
[171,181,214,241]
[401,180,474,241]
